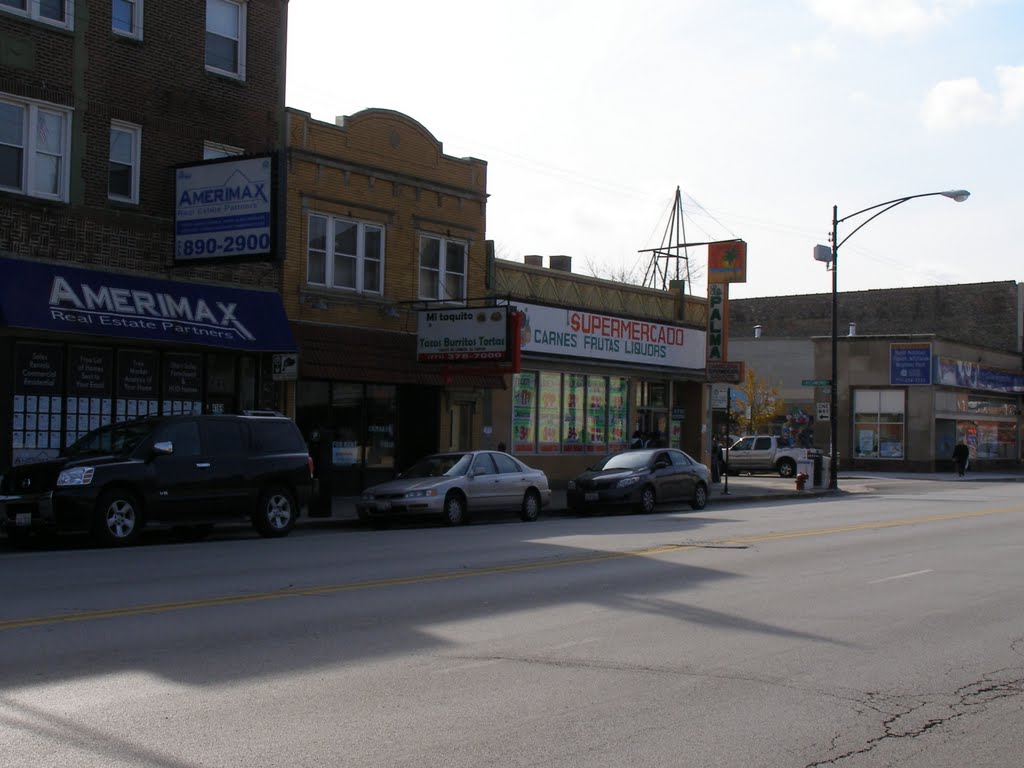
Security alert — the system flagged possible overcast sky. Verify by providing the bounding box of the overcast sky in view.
[286,0,1022,300]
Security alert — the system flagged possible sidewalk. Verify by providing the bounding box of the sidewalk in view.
[312,469,1024,524]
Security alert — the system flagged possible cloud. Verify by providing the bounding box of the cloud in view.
[996,65,1024,120]
[921,65,1024,131]
[789,35,838,60]
[806,0,975,38]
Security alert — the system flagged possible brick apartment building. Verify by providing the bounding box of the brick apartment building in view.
[0,0,293,470]
[283,107,502,496]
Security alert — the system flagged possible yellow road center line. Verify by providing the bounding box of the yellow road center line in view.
[2,505,1021,631]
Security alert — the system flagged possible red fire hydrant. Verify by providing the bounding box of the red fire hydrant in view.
[795,472,809,491]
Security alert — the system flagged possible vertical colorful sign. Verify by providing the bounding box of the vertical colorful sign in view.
[707,282,728,365]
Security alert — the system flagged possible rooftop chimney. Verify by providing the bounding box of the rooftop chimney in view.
[524,254,543,267]
[754,324,762,339]
[548,255,572,272]
[848,321,857,336]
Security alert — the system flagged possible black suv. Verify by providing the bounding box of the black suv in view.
[0,414,314,546]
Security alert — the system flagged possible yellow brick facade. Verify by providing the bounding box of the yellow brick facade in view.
[284,108,489,327]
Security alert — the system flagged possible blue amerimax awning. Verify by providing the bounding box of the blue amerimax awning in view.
[0,257,296,352]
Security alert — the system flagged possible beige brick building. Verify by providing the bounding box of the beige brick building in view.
[283,108,500,496]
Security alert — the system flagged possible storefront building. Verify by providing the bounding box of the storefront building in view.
[0,258,294,469]
[283,108,503,496]
[490,258,709,484]
[811,335,1022,471]
[0,0,291,471]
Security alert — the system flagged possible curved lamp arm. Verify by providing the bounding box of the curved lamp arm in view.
[836,189,970,250]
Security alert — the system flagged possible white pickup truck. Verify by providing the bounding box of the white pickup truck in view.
[726,435,820,478]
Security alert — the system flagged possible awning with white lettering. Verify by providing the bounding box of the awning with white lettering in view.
[0,257,296,352]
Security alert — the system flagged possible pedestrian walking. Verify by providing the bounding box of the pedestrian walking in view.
[709,439,721,483]
[952,441,970,477]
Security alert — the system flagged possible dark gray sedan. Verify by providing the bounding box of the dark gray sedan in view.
[566,448,710,515]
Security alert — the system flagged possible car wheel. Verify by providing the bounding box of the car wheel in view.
[92,488,142,547]
[520,490,541,522]
[253,486,296,538]
[690,482,708,510]
[778,459,796,478]
[636,485,656,515]
[442,492,467,526]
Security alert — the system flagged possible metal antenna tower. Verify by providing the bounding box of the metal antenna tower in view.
[641,186,691,292]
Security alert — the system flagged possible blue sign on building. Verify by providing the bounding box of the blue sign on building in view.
[890,342,932,385]
[0,257,295,352]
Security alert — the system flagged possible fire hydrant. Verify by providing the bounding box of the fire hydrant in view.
[795,472,809,491]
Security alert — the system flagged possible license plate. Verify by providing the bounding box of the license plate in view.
[584,492,599,502]
[15,512,32,527]
[375,501,391,512]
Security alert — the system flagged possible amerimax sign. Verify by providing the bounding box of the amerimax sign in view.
[0,258,296,352]
[175,154,274,262]
[517,302,705,369]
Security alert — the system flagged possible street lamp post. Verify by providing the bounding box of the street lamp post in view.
[816,189,970,491]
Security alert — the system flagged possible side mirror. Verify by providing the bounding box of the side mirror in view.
[152,441,174,457]
[654,460,669,470]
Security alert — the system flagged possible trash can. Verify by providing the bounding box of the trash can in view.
[812,454,823,487]
[820,456,832,487]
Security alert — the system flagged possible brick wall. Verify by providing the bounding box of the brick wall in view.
[0,0,288,289]
[284,108,489,328]
[730,282,1020,353]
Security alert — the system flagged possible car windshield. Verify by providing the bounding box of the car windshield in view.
[401,453,473,478]
[594,451,653,471]
[62,420,155,458]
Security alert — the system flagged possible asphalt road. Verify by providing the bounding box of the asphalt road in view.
[2,478,1023,767]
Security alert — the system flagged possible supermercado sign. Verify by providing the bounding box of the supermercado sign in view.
[517,303,705,369]
[175,154,274,262]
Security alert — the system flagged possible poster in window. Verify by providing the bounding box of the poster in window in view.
[13,343,64,464]
[537,372,561,453]
[164,353,202,414]
[608,377,629,451]
[586,375,607,453]
[512,372,536,453]
[562,373,585,453]
[671,420,682,448]
[118,349,158,423]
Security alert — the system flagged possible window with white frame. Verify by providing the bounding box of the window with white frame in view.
[853,389,905,459]
[0,0,72,28]
[108,121,141,203]
[419,235,467,302]
[205,0,246,79]
[112,0,142,38]
[307,214,384,294]
[203,141,243,160]
[0,96,71,201]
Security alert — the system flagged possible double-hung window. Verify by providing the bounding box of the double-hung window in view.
[109,121,141,203]
[112,0,143,39]
[0,0,72,28]
[205,0,246,79]
[419,235,467,303]
[0,96,71,202]
[307,214,384,294]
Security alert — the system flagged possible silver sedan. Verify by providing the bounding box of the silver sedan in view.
[356,450,551,526]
